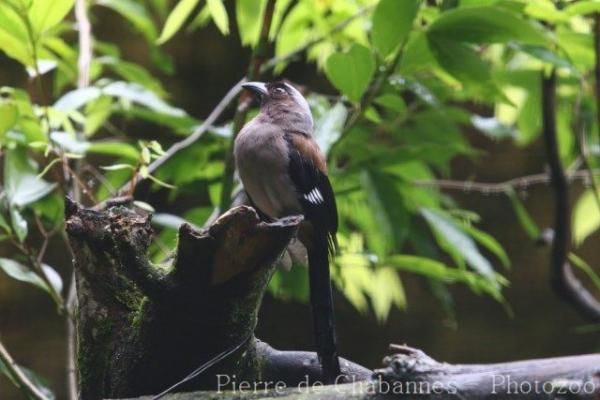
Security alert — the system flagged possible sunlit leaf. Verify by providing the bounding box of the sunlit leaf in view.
[428,6,550,45]
[28,0,74,35]
[371,267,406,322]
[372,0,419,57]
[325,44,375,102]
[103,81,186,116]
[236,0,267,46]
[573,188,600,246]
[157,0,200,44]
[0,101,18,138]
[207,0,229,35]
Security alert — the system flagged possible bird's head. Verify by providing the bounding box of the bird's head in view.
[242,81,313,133]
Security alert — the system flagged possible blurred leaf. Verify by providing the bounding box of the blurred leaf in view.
[4,147,56,208]
[421,208,496,283]
[236,0,267,47]
[387,254,505,301]
[325,43,375,102]
[313,101,347,155]
[370,267,406,322]
[569,253,600,294]
[153,213,189,230]
[54,87,102,112]
[96,0,158,41]
[428,6,549,45]
[207,0,229,34]
[157,0,200,44]
[564,1,600,16]
[9,207,27,242]
[0,101,18,138]
[373,94,406,113]
[0,257,62,295]
[362,170,410,255]
[508,191,540,240]
[462,224,510,268]
[471,115,517,140]
[0,359,55,400]
[89,142,140,160]
[103,81,186,116]
[28,0,74,35]
[427,36,491,86]
[510,43,575,72]
[371,0,419,57]
[572,188,600,246]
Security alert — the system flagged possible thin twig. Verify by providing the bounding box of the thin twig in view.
[0,340,50,400]
[542,69,600,322]
[413,170,600,194]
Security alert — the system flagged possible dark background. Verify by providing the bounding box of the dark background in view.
[1,9,599,399]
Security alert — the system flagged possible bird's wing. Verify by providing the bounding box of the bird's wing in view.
[284,132,338,236]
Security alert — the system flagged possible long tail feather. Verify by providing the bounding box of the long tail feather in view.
[307,232,341,383]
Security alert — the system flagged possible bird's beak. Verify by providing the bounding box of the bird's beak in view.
[242,81,268,98]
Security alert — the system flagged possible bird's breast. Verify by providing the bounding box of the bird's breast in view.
[234,122,302,219]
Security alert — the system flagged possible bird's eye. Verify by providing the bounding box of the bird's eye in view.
[273,87,286,96]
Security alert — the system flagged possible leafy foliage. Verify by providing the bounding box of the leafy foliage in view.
[1,0,600,394]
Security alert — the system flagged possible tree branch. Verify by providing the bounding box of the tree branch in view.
[413,169,600,194]
[541,69,600,322]
[0,340,50,400]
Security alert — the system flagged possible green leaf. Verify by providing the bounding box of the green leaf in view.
[421,208,496,283]
[428,6,549,45]
[4,147,56,207]
[572,188,600,246]
[96,0,158,41]
[312,101,347,155]
[462,224,510,269]
[569,253,600,294]
[362,170,410,256]
[387,254,505,301]
[373,94,406,113]
[508,191,540,239]
[0,257,62,295]
[427,35,491,85]
[103,81,186,116]
[564,1,600,16]
[9,206,27,242]
[370,267,405,322]
[153,213,190,230]
[236,0,267,46]
[157,0,200,44]
[372,0,419,57]
[325,44,375,102]
[207,0,229,35]
[0,101,18,138]
[28,0,74,35]
[54,87,102,112]
[89,142,140,160]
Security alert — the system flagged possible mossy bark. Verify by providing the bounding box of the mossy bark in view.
[66,201,370,399]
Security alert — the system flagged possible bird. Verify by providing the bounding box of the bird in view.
[234,81,341,383]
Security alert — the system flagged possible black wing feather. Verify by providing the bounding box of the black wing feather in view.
[284,136,338,236]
